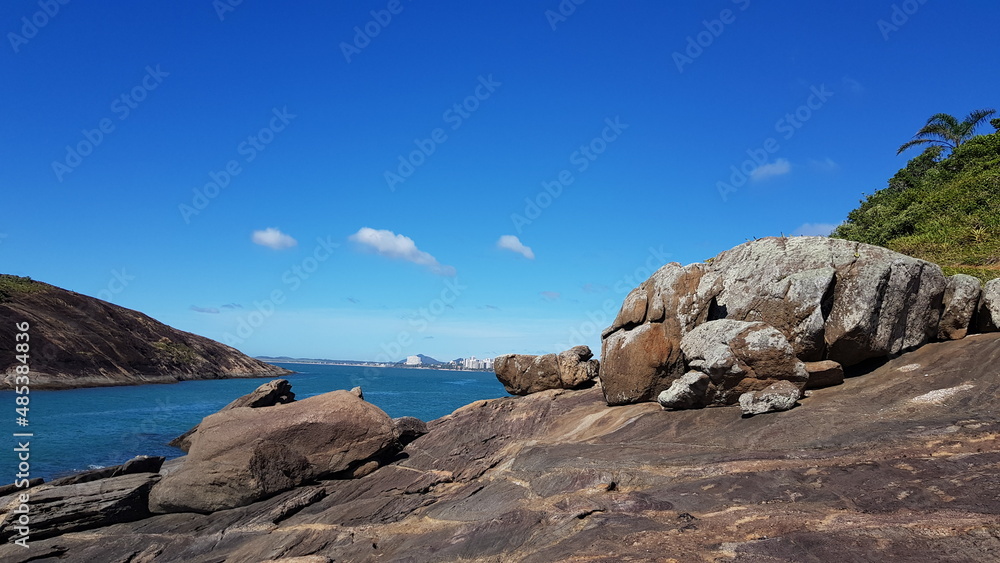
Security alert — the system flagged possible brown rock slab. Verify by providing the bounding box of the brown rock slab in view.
[804,359,845,389]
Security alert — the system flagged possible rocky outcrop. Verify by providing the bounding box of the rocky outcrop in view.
[494,345,599,395]
[601,237,951,405]
[803,360,844,389]
[738,380,802,415]
[0,473,159,542]
[169,379,296,451]
[938,274,982,339]
[149,390,399,514]
[977,278,1000,333]
[0,275,291,390]
[46,455,164,487]
[6,333,1000,562]
[679,319,808,406]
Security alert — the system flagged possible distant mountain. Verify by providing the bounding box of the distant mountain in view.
[0,275,291,390]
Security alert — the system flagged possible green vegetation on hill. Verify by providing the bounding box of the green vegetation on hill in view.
[832,116,1000,283]
[0,275,42,303]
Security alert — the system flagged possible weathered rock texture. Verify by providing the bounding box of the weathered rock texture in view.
[0,473,159,542]
[169,379,296,452]
[679,319,808,406]
[7,333,1000,562]
[149,390,398,514]
[978,278,1000,333]
[601,237,954,405]
[738,380,802,415]
[0,275,291,390]
[939,274,983,340]
[494,345,599,395]
[657,371,710,410]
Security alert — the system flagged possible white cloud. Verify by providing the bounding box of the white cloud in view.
[750,158,791,182]
[496,235,535,260]
[540,291,561,301]
[792,223,838,237]
[349,227,456,276]
[190,305,220,314]
[252,228,297,250]
[809,157,839,172]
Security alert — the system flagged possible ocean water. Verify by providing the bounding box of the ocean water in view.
[0,363,508,482]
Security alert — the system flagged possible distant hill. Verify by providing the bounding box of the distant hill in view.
[399,354,443,365]
[832,123,1000,282]
[0,275,290,390]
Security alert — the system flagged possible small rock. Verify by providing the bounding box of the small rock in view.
[494,346,599,395]
[738,380,802,416]
[350,386,364,400]
[804,360,844,389]
[393,416,428,446]
[657,371,710,410]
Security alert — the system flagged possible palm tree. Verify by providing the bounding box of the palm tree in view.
[897,108,996,155]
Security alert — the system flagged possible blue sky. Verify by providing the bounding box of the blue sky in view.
[2,0,998,361]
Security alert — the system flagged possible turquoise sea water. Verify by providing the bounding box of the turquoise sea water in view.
[0,363,508,482]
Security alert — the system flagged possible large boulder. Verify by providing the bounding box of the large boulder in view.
[494,346,599,395]
[169,379,296,452]
[977,278,1000,333]
[679,319,808,406]
[601,237,950,405]
[149,390,398,514]
[938,274,982,340]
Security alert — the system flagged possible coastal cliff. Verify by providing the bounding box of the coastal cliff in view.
[0,275,290,390]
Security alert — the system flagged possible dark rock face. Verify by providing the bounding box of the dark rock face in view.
[601,237,952,405]
[679,319,808,406]
[46,455,164,487]
[0,473,159,542]
[169,379,296,452]
[494,345,599,395]
[0,276,291,390]
[7,334,1000,562]
[804,359,845,389]
[392,416,428,446]
[149,390,398,514]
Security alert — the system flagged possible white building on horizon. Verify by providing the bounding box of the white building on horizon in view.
[462,356,494,370]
